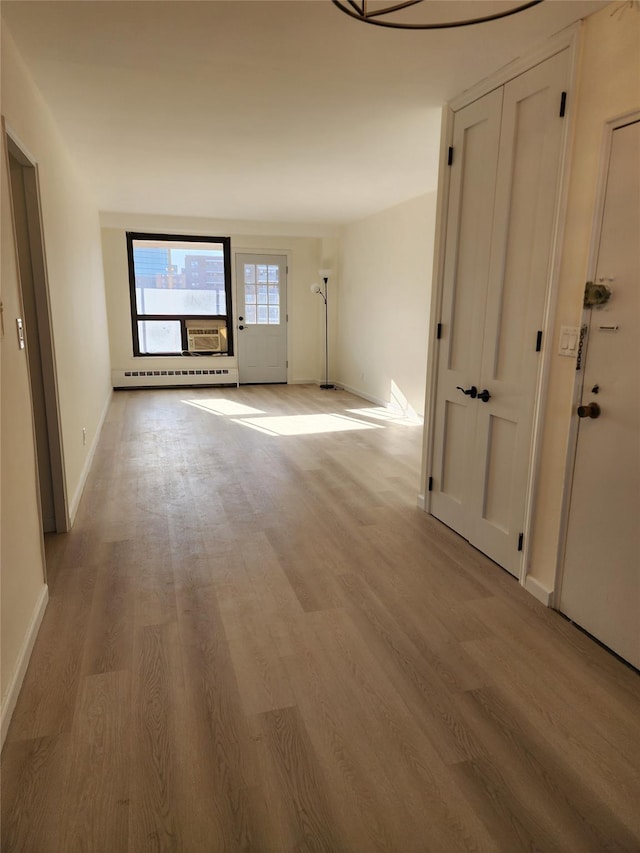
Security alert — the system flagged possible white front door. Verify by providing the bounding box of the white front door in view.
[430,50,569,576]
[236,254,287,384]
[560,120,640,669]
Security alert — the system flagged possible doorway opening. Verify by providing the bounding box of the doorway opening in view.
[6,133,68,539]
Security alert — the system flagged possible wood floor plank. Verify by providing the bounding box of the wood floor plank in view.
[463,633,640,836]
[0,733,71,853]
[465,594,640,757]
[282,633,422,853]
[7,565,98,740]
[266,525,346,613]
[302,606,501,852]
[61,669,131,852]
[3,385,639,852]
[339,571,486,766]
[256,705,344,852]
[81,541,135,676]
[449,757,567,853]
[454,685,640,852]
[215,548,296,715]
[175,579,263,848]
[129,623,183,850]
[239,532,307,659]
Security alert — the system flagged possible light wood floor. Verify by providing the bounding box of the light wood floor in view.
[2,385,639,852]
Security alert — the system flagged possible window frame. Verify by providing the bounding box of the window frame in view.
[126,231,234,357]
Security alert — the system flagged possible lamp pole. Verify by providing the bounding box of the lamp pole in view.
[311,270,334,390]
[320,274,334,389]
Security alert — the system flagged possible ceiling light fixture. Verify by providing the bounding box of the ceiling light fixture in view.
[332,0,544,30]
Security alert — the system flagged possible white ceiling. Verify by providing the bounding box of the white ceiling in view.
[1,0,606,224]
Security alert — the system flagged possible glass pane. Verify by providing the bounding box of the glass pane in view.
[257,305,268,324]
[245,305,257,324]
[132,240,226,316]
[269,306,280,324]
[138,320,182,353]
[257,265,268,284]
[244,264,255,284]
[257,284,268,303]
[135,286,226,315]
[268,285,279,305]
[245,284,256,304]
[268,265,279,284]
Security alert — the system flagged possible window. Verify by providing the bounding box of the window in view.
[243,262,280,324]
[126,232,233,356]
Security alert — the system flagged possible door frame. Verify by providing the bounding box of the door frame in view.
[421,26,580,588]
[4,123,69,534]
[552,109,640,609]
[233,249,290,384]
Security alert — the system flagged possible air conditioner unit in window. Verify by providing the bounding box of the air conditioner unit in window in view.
[186,320,228,353]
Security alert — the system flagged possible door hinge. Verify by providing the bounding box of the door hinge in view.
[436,322,443,340]
[535,330,543,352]
[286,360,289,368]
[517,532,524,552]
[447,147,453,166]
[428,476,434,492]
[559,92,567,117]
[286,313,289,322]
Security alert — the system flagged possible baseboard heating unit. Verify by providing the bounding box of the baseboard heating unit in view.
[113,367,239,389]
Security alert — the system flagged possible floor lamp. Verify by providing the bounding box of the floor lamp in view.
[310,269,334,390]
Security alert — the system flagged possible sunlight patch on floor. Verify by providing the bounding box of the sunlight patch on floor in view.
[346,407,422,427]
[183,398,265,417]
[232,413,383,436]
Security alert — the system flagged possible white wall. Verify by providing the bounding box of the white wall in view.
[100,213,340,386]
[336,192,437,416]
[1,28,111,737]
[1,125,47,742]
[528,5,640,592]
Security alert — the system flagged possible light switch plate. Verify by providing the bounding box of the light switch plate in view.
[558,325,579,357]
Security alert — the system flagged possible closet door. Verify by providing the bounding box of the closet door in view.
[469,49,570,572]
[429,88,503,536]
[431,50,570,576]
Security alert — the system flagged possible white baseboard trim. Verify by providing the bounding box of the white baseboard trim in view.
[338,383,388,408]
[524,574,553,607]
[338,382,424,423]
[69,390,112,524]
[1,584,49,748]
[416,494,426,511]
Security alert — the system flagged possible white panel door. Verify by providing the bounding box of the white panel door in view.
[236,254,287,384]
[469,50,570,572]
[560,120,640,668]
[431,50,569,576]
[430,88,503,537]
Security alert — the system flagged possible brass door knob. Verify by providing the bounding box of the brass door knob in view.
[577,402,601,419]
